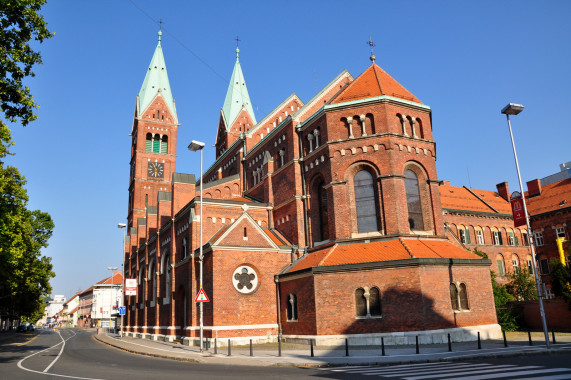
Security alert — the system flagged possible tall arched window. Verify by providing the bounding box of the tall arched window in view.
[404,170,424,231]
[181,237,188,260]
[459,283,469,310]
[149,260,156,306]
[152,135,161,153]
[286,294,297,321]
[450,283,459,311]
[139,265,145,308]
[318,181,329,241]
[354,170,378,233]
[369,287,382,316]
[146,133,152,152]
[160,135,168,154]
[355,288,367,317]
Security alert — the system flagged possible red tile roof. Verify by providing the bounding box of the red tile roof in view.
[287,238,479,273]
[96,271,123,285]
[526,178,571,215]
[440,185,512,214]
[330,64,422,104]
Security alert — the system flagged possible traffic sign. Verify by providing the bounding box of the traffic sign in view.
[194,288,209,303]
[125,279,137,296]
[119,306,126,315]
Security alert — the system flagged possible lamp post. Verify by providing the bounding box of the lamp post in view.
[188,140,205,352]
[501,103,550,348]
[107,266,118,332]
[118,223,126,338]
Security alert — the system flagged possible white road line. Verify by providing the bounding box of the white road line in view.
[446,368,571,380]
[404,366,541,380]
[17,329,104,380]
[43,330,66,372]
[346,363,494,374]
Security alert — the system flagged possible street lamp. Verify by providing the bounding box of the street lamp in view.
[188,140,205,352]
[118,223,127,338]
[501,103,550,348]
[107,266,118,332]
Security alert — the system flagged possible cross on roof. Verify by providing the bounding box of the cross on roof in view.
[235,36,241,48]
[366,36,376,63]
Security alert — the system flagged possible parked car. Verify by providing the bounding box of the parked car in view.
[17,324,27,332]
[27,324,35,331]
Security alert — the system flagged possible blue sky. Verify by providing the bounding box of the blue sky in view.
[8,1,571,298]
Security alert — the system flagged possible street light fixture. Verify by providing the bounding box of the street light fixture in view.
[188,140,205,352]
[107,266,118,332]
[501,103,550,348]
[118,223,127,338]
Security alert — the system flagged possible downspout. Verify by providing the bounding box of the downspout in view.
[275,277,282,342]
[296,124,310,251]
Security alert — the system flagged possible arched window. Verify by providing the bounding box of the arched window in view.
[165,257,171,301]
[354,171,378,233]
[181,237,188,260]
[497,254,506,276]
[404,170,424,231]
[459,283,469,310]
[450,283,459,311]
[139,265,145,307]
[152,135,161,153]
[318,181,329,241]
[151,261,157,306]
[146,133,152,152]
[160,135,168,154]
[369,287,382,316]
[286,294,297,321]
[355,288,367,317]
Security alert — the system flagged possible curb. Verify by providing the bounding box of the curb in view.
[93,334,571,368]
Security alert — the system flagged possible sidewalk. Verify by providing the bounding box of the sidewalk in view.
[94,331,571,367]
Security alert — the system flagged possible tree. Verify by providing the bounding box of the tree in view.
[0,1,54,322]
[0,0,53,158]
[506,267,537,301]
[491,271,518,331]
[549,259,571,302]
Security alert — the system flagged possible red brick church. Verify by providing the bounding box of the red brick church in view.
[122,31,501,345]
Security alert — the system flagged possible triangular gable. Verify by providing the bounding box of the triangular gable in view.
[211,211,278,249]
[330,64,421,105]
[246,93,303,137]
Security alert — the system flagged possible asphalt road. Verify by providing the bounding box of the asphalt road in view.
[1,329,570,379]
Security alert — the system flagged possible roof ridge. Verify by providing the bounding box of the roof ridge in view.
[463,186,500,213]
[399,238,414,258]
[372,64,384,95]
[318,244,338,266]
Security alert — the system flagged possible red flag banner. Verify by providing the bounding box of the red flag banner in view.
[511,198,526,227]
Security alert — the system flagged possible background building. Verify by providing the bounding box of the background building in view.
[92,271,123,328]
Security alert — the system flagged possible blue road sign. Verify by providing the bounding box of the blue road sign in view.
[119,306,126,315]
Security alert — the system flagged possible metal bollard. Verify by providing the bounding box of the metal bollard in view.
[552,329,557,344]
[447,333,452,352]
[228,339,231,356]
[345,338,349,357]
[214,338,217,354]
[250,339,253,357]
[528,330,532,346]
[416,336,419,354]
[310,339,314,357]
[381,337,386,356]
[477,331,481,349]
[503,330,508,347]
[278,339,282,357]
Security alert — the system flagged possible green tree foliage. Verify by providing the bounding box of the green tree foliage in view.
[506,267,537,301]
[549,258,571,302]
[491,271,518,331]
[0,0,53,158]
[0,1,54,321]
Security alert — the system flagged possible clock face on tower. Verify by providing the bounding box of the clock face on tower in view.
[147,162,164,178]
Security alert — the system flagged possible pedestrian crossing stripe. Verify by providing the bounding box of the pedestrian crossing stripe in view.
[194,288,209,302]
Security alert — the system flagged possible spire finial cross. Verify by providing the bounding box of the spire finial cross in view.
[235,36,241,59]
[366,35,376,64]
[159,19,163,31]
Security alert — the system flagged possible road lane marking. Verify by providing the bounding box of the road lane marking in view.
[43,330,66,372]
[17,329,103,380]
[11,331,44,346]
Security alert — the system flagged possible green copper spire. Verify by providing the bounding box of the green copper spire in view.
[222,47,256,128]
[138,30,176,120]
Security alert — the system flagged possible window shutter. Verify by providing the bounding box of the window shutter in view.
[498,233,503,245]
[466,229,471,244]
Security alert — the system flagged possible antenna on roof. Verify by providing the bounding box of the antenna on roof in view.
[366,35,376,64]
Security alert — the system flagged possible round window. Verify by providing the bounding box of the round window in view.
[232,265,259,294]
